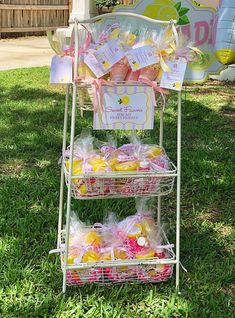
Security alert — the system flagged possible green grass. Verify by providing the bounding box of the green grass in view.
[0,67,234,318]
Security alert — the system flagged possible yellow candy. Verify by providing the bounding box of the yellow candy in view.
[108,158,119,169]
[101,252,112,261]
[87,158,108,172]
[127,224,142,238]
[84,230,102,247]
[62,249,79,265]
[82,250,100,263]
[65,159,83,174]
[136,248,155,259]
[114,161,139,172]
[114,249,128,260]
[141,219,156,236]
[79,184,88,195]
[147,146,163,158]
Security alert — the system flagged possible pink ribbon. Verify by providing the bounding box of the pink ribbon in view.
[138,77,169,108]
[77,77,114,112]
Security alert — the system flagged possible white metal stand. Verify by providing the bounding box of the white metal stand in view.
[56,13,181,293]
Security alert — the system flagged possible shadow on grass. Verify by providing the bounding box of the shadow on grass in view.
[0,82,234,317]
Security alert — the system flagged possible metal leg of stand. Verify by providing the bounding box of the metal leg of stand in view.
[57,84,70,249]
[176,91,181,290]
[62,83,77,293]
[158,108,164,225]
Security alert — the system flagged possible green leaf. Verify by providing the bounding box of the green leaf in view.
[179,7,190,16]
[174,2,181,11]
[178,15,190,25]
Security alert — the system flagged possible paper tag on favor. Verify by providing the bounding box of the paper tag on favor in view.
[50,55,73,84]
[83,40,125,78]
[126,45,159,71]
[83,52,105,78]
[94,39,125,70]
[160,59,187,91]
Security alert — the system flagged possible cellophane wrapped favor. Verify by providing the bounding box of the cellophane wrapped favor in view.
[63,134,175,198]
[63,200,174,285]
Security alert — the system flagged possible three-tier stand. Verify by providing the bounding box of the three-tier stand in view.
[55,13,182,293]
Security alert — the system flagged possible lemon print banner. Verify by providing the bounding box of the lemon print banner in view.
[93,85,155,130]
[114,0,225,83]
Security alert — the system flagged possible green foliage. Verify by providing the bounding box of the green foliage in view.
[174,2,190,25]
[0,67,234,317]
[95,0,120,9]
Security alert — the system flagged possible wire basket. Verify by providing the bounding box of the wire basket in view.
[63,160,176,199]
[60,228,175,286]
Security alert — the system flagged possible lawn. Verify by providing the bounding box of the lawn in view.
[0,67,234,318]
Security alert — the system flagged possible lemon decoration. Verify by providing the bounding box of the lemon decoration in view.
[189,51,214,71]
[102,60,110,69]
[143,1,190,25]
[174,82,181,89]
[118,96,130,105]
[143,0,179,21]
[132,61,140,69]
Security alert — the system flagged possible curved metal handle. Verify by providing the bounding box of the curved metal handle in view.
[69,12,177,26]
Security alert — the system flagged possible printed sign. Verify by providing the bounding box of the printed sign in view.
[160,59,188,90]
[93,85,155,130]
[126,45,159,71]
[50,55,73,84]
[114,0,224,83]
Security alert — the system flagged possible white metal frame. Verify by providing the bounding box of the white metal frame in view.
[56,12,181,293]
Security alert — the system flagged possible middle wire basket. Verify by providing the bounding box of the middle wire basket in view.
[63,160,177,200]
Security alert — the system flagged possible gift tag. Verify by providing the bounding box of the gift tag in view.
[95,39,125,70]
[83,40,125,78]
[160,59,187,91]
[126,45,159,71]
[82,52,105,78]
[93,85,155,130]
[50,55,73,84]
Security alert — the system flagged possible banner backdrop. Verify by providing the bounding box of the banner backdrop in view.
[115,0,225,83]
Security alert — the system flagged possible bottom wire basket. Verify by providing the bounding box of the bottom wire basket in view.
[60,229,175,286]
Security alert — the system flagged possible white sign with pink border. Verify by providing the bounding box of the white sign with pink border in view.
[93,85,155,130]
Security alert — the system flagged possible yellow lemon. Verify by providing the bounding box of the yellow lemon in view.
[82,250,100,263]
[143,0,179,21]
[84,231,102,247]
[121,96,130,105]
[132,61,140,69]
[174,82,181,89]
[102,60,110,69]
